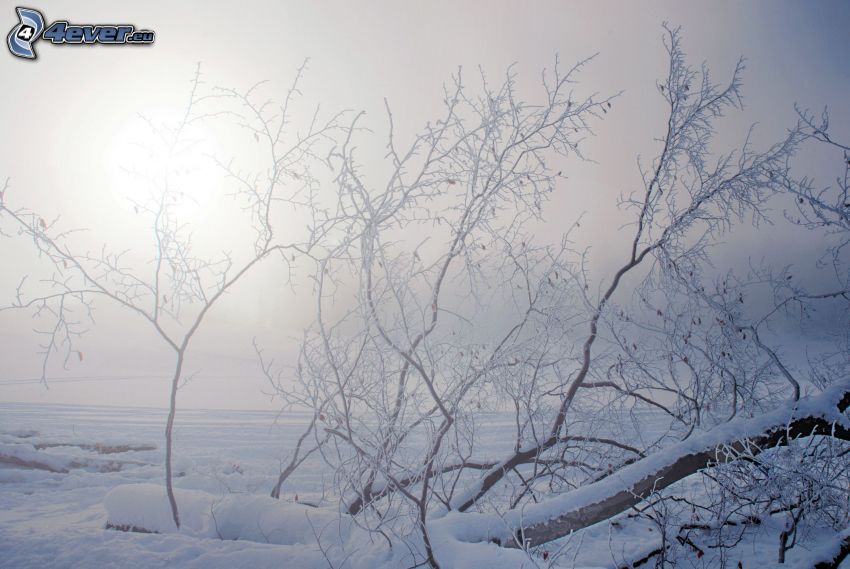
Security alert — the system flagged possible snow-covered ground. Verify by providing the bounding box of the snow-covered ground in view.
[0,403,846,568]
[0,403,521,569]
[0,403,340,568]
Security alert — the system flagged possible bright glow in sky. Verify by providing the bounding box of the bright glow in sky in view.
[1,1,848,409]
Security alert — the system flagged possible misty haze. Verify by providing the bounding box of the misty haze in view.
[1,2,849,568]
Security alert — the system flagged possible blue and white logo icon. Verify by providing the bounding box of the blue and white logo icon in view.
[7,7,155,60]
[7,7,44,59]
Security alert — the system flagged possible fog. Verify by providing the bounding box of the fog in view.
[1,1,848,409]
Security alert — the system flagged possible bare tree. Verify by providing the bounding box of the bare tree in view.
[0,63,346,528]
[269,50,614,567]
[269,25,849,568]
[3,23,848,569]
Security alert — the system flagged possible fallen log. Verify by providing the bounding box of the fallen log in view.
[439,382,850,548]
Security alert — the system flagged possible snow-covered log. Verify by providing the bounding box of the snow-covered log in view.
[438,382,850,548]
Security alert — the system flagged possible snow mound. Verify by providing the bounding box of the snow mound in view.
[104,484,352,546]
[0,441,148,474]
[211,494,351,545]
[105,484,214,534]
[103,485,523,568]
[0,442,71,473]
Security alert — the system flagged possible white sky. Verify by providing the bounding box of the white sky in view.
[1,1,848,409]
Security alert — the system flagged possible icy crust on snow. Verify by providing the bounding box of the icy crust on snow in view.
[0,442,72,472]
[0,430,157,453]
[0,441,150,474]
[440,381,850,543]
[104,484,352,546]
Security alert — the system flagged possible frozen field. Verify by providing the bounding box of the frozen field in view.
[0,403,339,569]
[0,403,522,569]
[1,403,846,569]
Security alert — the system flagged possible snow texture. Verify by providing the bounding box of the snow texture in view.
[1,402,848,569]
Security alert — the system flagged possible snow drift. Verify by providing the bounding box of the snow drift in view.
[104,484,351,546]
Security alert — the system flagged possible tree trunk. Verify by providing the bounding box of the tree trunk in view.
[164,350,185,529]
